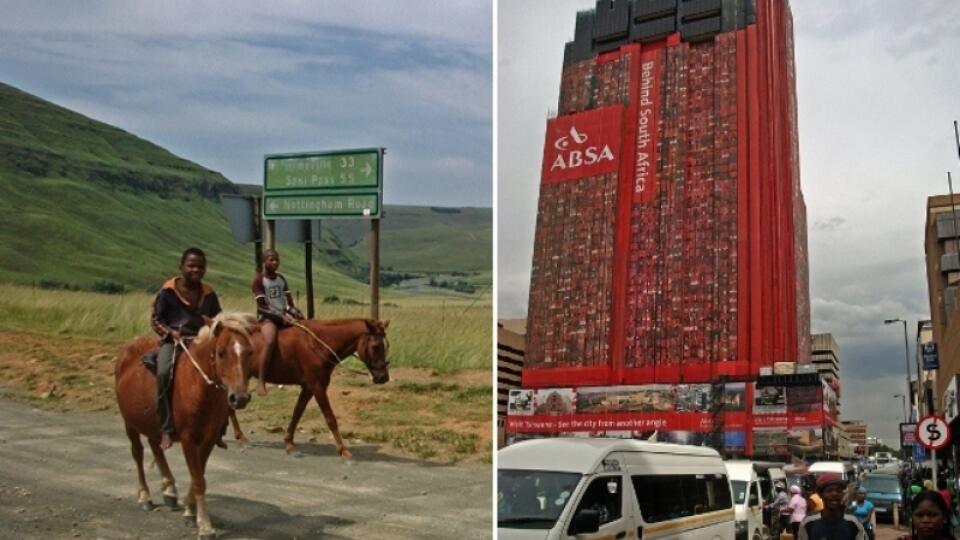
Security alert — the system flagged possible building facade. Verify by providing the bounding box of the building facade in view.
[507,0,830,458]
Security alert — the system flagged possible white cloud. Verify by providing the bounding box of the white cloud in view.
[0,1,491,49]
[0,2,492,206]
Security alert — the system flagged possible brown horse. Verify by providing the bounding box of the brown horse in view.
[115,313,256,540]
[228,318,390,458]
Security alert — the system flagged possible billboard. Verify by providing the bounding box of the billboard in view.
[541,106,624,184]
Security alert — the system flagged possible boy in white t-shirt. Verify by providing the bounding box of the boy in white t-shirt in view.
[251,249,303,395]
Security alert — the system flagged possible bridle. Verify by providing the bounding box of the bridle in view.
[176,337,225,391]
[288,320,389,376]
[175,331,252,392]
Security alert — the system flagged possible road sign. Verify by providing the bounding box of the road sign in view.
[263,148,383,219]
[916,415,951,450]
[263,192,379,219]
[265,150,380,191]
[922,342,940,370]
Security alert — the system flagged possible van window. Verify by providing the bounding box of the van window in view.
[498,470,582,530]
[632,474,732,523]
[571,475,623,529]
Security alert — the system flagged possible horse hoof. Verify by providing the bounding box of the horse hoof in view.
[184,515,197,528]
[164,495,178,509]
[140,501,156,512]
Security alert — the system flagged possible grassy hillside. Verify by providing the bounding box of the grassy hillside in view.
[0,82,231,196]
[0,82,491,298]
[324,205,491,273]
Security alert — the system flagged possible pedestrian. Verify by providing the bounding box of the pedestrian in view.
[797,473,865,540]
[937,479,953,512]
[809,481,825,514]
[850,487,876,540]
[766,481,791,537]
[898,490,956,540]
[251,249,304,396]
[789,484,808,538]
[150,247,222,450]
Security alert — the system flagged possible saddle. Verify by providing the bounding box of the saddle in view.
[140,337,194,374]
[141,351,159,373]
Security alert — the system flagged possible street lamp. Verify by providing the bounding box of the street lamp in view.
[894,394,907,424]
[884,318,915,418]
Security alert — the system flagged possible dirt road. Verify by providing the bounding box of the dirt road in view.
[0,399,491,539]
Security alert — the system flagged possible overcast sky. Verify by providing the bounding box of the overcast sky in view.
[498,0,960,446]
[0,1,491,207]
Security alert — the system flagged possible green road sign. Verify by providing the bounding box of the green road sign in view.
[263,192,380,219]
[265,150,380,191]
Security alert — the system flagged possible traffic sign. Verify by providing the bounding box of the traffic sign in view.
[922,342,940,370]
[263,192,379,219]
[263,148,383,219]
[916,415,951,451]
[265,150,380,191]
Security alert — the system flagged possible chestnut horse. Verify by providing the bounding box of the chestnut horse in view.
[115,313,256,540]
[228,318,390,458]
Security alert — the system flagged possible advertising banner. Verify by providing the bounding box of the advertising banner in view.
[922,342,940,370]
[788,426,824,455]
[541,106,624,184]
[534,388,576,415]
[507,389,534,416]
[753,384,787,415]
[944,376,959,424]
[753,428,790,456]
[576,385,675,414]
[633,49,661,203]
[723,383,747,411]
[900,422,918,447]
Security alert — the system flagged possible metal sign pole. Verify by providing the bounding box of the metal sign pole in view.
[370,218,380,321]
[933,447,938,484]
[304,220,315,319]
[253,196,263,273]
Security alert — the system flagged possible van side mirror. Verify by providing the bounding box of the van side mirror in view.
[570,508,601,534]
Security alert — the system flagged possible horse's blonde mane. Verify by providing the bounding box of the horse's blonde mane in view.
[195,312,257,345]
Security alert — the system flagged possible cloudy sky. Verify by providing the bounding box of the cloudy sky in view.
[0,1,491,207]
[498,0,960,446]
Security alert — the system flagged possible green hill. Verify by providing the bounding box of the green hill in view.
[323,205,491,274]
[0,82,490,299]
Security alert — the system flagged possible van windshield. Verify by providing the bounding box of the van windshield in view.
[498,470,582,529]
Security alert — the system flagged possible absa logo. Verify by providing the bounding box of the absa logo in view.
[549,126,615,172]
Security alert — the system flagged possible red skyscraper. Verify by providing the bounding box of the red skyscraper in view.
[513,0,825,456]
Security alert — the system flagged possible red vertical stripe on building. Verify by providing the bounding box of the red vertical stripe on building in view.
[610,44,643,384]
[747,24,762,377]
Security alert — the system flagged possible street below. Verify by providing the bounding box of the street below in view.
[0,399,491,539]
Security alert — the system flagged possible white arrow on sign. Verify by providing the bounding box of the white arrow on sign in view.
[362,163,372,177]
[916,415,951,450]
[268,201,280,213]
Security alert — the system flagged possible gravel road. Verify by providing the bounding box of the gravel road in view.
[0,399,491,539]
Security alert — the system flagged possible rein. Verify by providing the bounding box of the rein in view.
[175,338,225,391]
[287,320,379,377]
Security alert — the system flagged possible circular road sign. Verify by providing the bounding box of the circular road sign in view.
[916,415,951,451]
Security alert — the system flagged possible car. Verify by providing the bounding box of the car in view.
[498,438,736,540]
[859,473,903,521]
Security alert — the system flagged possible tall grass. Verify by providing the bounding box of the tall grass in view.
[0,283,491,371]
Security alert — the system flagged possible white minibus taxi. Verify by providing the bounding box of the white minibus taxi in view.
[498,438,736,540]
[725,461,787,540]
